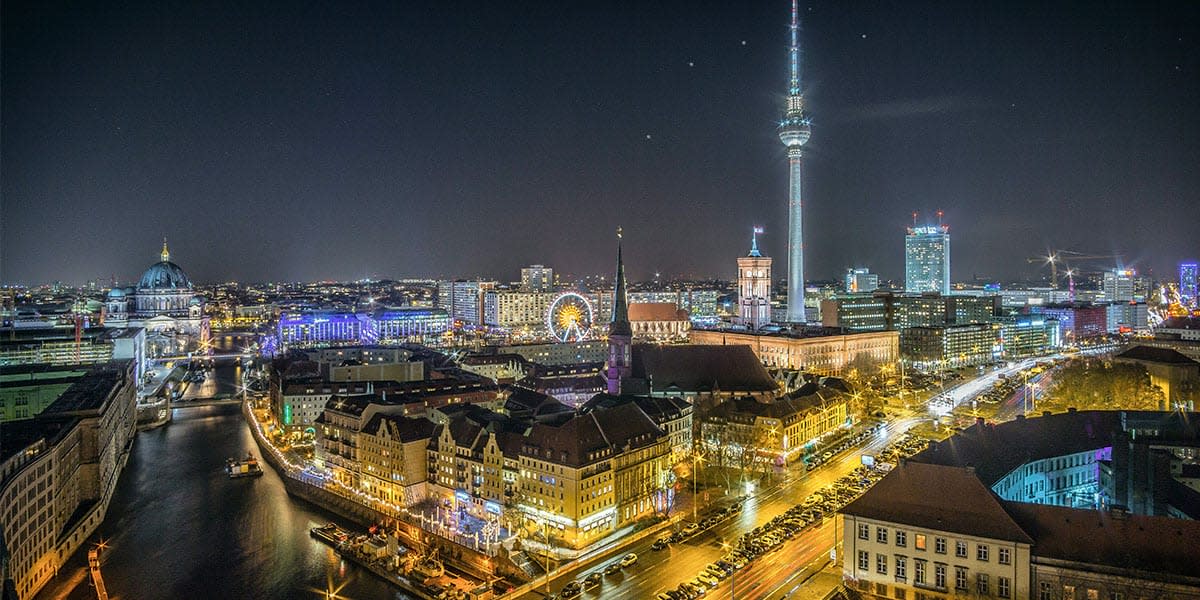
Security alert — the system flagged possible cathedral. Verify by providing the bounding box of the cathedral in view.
[104,241,210,357]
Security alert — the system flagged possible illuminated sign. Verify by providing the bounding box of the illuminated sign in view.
[485,501,501,515]
[455,490,470,503]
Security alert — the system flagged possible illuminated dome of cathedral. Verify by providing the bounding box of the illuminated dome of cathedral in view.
[137,241,193,291]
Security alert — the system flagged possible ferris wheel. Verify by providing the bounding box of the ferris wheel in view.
[546,292,595,343]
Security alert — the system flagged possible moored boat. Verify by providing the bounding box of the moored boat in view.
[225,454,264,478]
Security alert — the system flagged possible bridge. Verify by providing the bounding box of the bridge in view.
[171,396,246,409]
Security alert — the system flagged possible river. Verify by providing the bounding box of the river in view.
[47,403,410,600]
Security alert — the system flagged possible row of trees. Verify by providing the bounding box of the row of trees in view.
[1043,359,1164,411]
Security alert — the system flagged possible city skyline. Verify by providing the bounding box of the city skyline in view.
[3,1,1197,285]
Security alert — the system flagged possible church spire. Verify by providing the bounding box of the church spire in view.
[606,227,632,395]
[160,237,171,263]
[610,227,631,336]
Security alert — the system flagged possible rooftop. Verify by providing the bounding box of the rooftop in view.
[1003,501,1200,580]
[1114,344,1200,366]
[630,344,777,393]
[842,461,1034,543]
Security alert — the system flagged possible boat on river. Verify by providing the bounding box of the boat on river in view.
[310,522,351,546]
[225,454,264,478]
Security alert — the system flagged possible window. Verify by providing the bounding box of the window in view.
[935,537,946,554]
[894,587,907,600]
[859,523,870,540]
[977,544,990,562]
[877,527,888,544]
[1039,582,1053,600]
[877,554,888,574]
[1086,590,1098,600]
[895,556,907,581]
[914,560,926,584]
[1064,585,1077,600]
[955,540,967,558]
[934,564,946,589]
[915,534,927,551]
[977,574,990,595]
[998,547,1011,565]
[955,566,968,591]
[896,531,907,547]
[859,550,870,571]
[999,576,1011,598]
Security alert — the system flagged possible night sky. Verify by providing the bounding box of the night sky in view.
[2,1,1197,286]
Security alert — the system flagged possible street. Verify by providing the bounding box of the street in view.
[515,417,920,600]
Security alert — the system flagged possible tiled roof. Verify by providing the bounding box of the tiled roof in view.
[522,402,664,468]
[840,461,1034,544]
[363,414,436,443]
[912,411,1121,486]
[630,344,776,393]
[1003,501,1200,579]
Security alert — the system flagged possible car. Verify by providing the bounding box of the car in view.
[584,572,602,587]
[651,538,669,551]
[695,572,719,586]
[682,523,700,535]
[693,577,715,590]
[603,562,622,576]
[619,553,639,567]
[657,593,674,600]
[560,581,582,598]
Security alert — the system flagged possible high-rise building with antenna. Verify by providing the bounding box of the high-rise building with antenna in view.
[778,0,812,323]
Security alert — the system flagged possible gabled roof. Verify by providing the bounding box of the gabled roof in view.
[630,344,776,393]
[840,461,1034,544]
[1003,501,1200,579]
[363,414,436,443]
[522,402,664,468]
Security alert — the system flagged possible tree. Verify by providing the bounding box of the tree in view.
[1043,359,1165,412]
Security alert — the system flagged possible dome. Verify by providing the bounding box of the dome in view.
[138,261,193,290]
[107,288,125,299]
[189,296,204,306]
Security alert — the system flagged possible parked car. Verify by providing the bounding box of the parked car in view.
[603,562,622,576]
[620,553,639,567]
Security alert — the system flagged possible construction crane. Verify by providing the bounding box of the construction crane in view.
[1026,250,1124,289]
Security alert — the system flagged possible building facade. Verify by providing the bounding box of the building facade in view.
[845,268,880,293]
[521,265,554,291]
[905,225,951,296]
[738,229,773,331]
[900,323,1002,370]
[688,328,899,377]
[0,362,136,600]
[103,242,210,358]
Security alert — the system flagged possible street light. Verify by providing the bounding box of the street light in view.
[692,451,706,522]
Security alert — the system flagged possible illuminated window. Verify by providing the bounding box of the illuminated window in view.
[915,534,926,551]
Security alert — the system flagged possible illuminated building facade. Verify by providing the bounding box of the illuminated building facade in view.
[358,414,436,508]
[900,323,1001,370]
[904,225,951,295]
[483,290,553,328]
[688,328,898,377]
[1102,268,1136,303]
[1037,304,1107,341]
[437,280,497,327]
[844,268,879,293]
[0,361,136,600]
[737,227,772,330]
[277,308,449,347]
[103,242,209,357]
[1180,262,1197,307]
[628,303,691,340]
[520,265,554,291]
[996,315,1060,359]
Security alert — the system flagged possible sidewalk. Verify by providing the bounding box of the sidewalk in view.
[783,561,845,600]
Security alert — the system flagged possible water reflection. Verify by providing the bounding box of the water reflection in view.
[57,405,409,600]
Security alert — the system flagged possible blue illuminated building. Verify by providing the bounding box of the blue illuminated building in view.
[278,308,450,347]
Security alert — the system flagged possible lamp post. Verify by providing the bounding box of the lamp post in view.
[692,451,706,522]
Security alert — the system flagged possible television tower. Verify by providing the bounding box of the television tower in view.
[779,0,811,324]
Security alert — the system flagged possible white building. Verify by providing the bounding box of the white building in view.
[103,242,210,358]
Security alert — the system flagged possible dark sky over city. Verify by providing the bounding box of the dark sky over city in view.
[2,1,1197,286]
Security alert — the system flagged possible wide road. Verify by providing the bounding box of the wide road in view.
[516,417,922,600]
